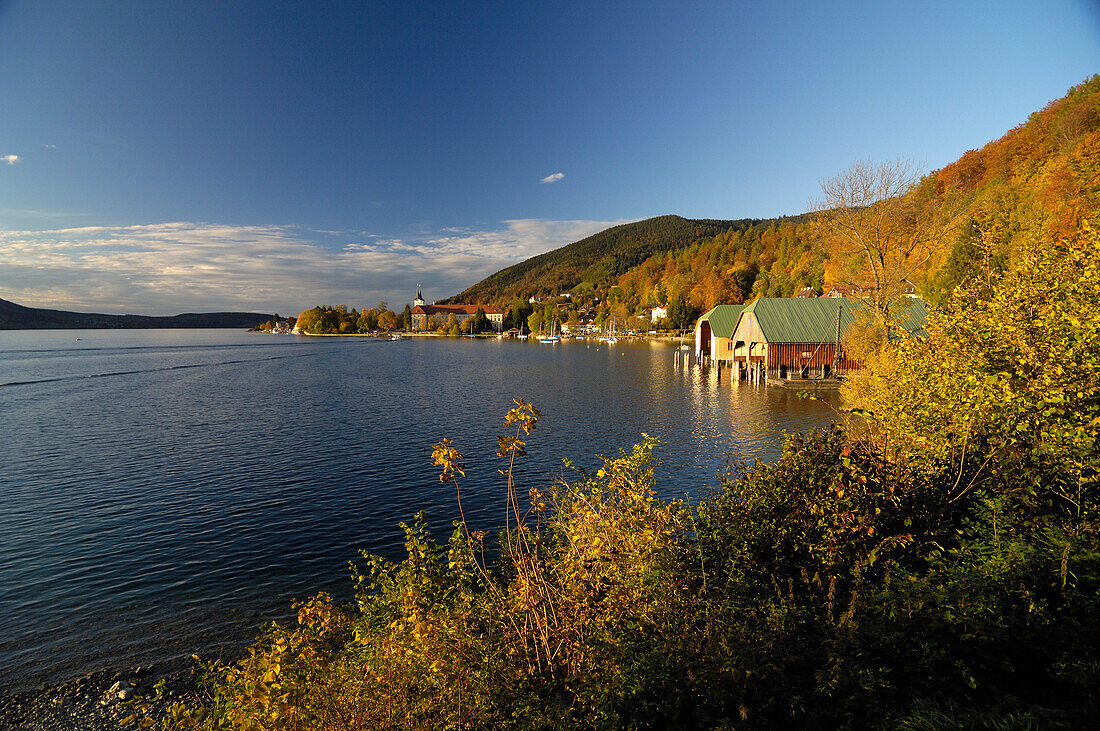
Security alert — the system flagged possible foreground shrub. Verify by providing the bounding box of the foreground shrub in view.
[147,405,739,729]
[142,424,1099,728]
[699,429,1100,727]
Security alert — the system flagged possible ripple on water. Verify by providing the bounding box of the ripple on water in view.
[0,330,841,691]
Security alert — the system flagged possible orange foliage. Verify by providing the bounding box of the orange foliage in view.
[604,77,1099,317]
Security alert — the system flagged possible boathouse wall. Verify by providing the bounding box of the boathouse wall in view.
[715,335,734,361]
[767,343,861,371]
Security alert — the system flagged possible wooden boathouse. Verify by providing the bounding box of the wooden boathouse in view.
[693,304,744,363]
[695,297,927,384]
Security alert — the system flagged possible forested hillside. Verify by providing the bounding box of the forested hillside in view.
[440,215,772,305]
[449,76,1100,324]
[923,74,1100,297]
[612,75,1100,317]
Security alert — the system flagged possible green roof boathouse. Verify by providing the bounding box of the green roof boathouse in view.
[694,298,927,386]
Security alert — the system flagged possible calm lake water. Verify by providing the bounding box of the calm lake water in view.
[0,330,840,692]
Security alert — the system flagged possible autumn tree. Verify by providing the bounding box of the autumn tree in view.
[504,298,533,331]
[378,308,399,331]
[527,308,544,334]
[358,308,379,332]
[815,158,959,323]
[295,307,323,333]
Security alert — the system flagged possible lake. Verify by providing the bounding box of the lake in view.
[0,329,841,692]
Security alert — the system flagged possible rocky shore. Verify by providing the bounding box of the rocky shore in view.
[0,663,197,731]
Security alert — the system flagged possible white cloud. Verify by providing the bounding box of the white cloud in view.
[0,218,631,316]
[415,219,624,260]
[2,155,19,165]
[539,172,565,184]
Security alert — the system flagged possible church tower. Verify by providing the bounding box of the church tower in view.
[413,283,425,308]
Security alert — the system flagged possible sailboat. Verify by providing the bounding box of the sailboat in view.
[539,320,561,344]
[600,316,618,344]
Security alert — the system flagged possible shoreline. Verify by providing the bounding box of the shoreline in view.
[286,330,692,341]
[0,661,198,731]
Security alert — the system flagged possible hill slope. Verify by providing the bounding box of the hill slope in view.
[0,298,273,330]
[445,77,1100,324]
[440,215,781,304]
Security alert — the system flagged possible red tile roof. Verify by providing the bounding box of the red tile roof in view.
[411,304,502,316]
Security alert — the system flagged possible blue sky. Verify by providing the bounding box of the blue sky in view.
[1,0,1097,315]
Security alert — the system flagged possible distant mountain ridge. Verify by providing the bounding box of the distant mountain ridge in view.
[0,297,273,330]
[440,214,786,304]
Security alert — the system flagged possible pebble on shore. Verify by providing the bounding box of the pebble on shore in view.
[0,664,195,731]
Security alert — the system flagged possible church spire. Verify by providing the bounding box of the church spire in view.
[413,283,425,307]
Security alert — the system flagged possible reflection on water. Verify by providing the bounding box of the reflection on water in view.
[0,330,840,691]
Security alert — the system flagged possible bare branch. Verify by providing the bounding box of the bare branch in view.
[814,158,961,321]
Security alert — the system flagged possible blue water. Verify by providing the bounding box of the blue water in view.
[0,330,840,691]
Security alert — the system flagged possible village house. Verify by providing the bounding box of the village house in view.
[409,285,503,332]
[695,297,927,383]
[648,305,668,323]
[573,316,597,334]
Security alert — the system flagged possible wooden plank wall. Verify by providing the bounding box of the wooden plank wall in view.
[731,312,765,343]
[768,343,862,371]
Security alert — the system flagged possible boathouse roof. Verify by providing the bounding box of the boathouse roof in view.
[740,297,928,343]
[697,305,745,338]
[741,298,857,343]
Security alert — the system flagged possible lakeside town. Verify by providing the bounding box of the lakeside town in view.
[257,279,926,387]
